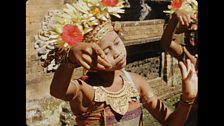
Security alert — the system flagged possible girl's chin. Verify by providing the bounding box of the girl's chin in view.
[104,64,126,71]
[114,64,126,70]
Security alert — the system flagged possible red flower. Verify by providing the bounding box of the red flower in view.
[171,0,182,9]
[61,24,83,46]
[102,0,118,7]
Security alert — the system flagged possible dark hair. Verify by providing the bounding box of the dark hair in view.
[184,30,198,55]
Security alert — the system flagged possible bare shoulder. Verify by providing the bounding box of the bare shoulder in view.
[126,72,151,88]
[126,72,154,98]
[128,72,147,82]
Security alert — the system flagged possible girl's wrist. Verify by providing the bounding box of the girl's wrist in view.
[180,95,195,105]
[65,50,79,68]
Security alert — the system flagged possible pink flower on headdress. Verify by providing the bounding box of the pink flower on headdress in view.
[61,24,83,46]
[102,0,119,7]
[171,0,182,9]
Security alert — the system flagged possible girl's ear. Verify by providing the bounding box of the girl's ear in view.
[112,21,122,32]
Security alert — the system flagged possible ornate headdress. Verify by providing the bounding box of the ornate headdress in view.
[34,0,129,72]
[163,0,198,15]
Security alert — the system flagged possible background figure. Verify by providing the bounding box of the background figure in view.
[139,0,151,21]
[161,0,198,125]
[161,0,198,68]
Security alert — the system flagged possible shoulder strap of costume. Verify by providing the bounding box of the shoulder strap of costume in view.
[122,69,136,88]
[122,69,140,101]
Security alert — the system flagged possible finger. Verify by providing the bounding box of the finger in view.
[182,16,189,26]
[91,43,106,59]
[79,58,91,70]
[179,61,187,78]
[75,56,91,70]
[178,16,184,25]
[73,54,82,66]
[191,14,197,21]
[190,62,196,74]
[82,46,93,56]
[187,15,192,24]
[97,56,112,68]
[95,63,107,70]
[114,53,125,65]
[82,53,93,66]
[186,59,191,73]
[190,16,197,23]
[82,53,111,70]
[186,69,193,81]
[81,53,105,71]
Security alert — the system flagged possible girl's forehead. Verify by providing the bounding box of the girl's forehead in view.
[98,31,117,45]
[104,31,117,39]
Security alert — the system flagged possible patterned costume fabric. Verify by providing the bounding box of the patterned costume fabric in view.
[75,70,143,126]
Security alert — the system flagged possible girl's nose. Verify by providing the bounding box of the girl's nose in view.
[111,46,120,59]
[114,53,120,59]
[113,49,121,59]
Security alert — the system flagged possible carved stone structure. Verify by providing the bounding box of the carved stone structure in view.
[126,56,161,80]
[118,19,165,46]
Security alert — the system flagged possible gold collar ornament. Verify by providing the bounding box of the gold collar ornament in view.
[93,75,139,115]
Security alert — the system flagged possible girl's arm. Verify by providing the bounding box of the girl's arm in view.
[130,72,173,125]
[50,42,111,101]
[160,9,197,61]
[160,13,183,59]
[131,59,197,125]
[50,59,80,101]
[50,43,110,101]
[164,59,198,125]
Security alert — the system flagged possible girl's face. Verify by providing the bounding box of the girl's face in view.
[98,31,127,71]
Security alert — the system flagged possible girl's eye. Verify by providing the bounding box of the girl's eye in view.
[114,41,120,45]
[104,49,109,55]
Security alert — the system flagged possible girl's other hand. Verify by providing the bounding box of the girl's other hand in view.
[179,59,198,101]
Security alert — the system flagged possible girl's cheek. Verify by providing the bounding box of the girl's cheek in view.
[104,55,115,66]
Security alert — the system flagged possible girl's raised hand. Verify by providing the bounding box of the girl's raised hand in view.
[179,59,198,101]
[68,42,112,70]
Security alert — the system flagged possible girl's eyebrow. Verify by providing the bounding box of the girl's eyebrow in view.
[113,36,119,43]
[102,36,119,50]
